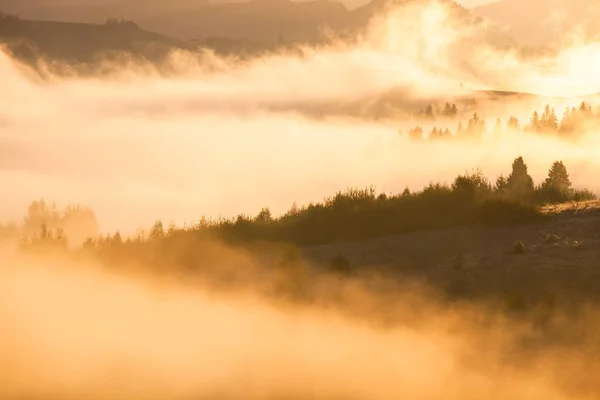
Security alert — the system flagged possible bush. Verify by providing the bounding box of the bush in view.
[477,199,543,225]
[571,189,596,202]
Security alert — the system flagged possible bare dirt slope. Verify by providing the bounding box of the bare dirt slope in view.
[303,201,600,303]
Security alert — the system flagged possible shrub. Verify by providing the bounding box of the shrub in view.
[477,199,543,225]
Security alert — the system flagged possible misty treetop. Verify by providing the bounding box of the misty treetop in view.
[104,17,140,31]
[406,101,599,141]
[14,200,99,250]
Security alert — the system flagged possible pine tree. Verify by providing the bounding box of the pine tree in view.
[256,207,273,223]
[429,127,441,139]
[526,111,541,133]
[493,117,502,136]
[559,108,573,134]
[540,105,558,132]
[409,126,424,141]
[112,231,123,245]
[544,161,572,192]
[425,104,435,120]
[466,113,485,136]
[579,101,591,117]
[443,102,452,116]
[495,174,509,193]
[150,220,165,240]
[506,156,535,201]
[559,103,592,136]
[450,104,458,117]
[507,116,520,131]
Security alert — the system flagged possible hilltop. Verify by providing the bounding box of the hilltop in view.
[1,0,513,44]
[0,15,196,65]
[0,0,516,73]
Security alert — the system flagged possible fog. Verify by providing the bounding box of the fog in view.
[1,0,600,235]
[1,249,599,400]
[3,2,600,397]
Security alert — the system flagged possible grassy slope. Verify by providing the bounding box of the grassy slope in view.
[299,200,600,310]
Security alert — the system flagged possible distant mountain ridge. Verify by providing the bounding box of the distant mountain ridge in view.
[0,0,517,72]
[0,0,501,43]
[0,14,198,68]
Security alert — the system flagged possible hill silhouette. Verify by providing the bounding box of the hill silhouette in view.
[1,0,512,44]
[0,0,519,71]
[2,0,364,43]
[0,14,197,65]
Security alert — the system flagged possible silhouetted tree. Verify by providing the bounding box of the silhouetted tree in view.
[105,17,139,29]
[559,102,594,136]
[424,104,435,120]
[150,220,165,240]
[20,221,68,253]
[543,161,571,192]
[495,174,509,193]
[526,111,541,133]
[506,156,535,201]
[22,200,98,246]
[452,170,492,202]
[492,117,502,136]
[408,125,424,141]
[442,102,458,118]
[540,105,558,133]
[443,102,452,116]
[559,107,576,134]
[465,113,485,137]
[507,116,520,131]
[534,161,575,203]
[0,11,20,21]
[112,231,123,245]
[579,101,592,118]
[255,207,273,223]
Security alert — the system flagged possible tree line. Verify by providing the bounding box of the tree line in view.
[15,157,595,264]
[104,17,140,30]
[407,102,598,141]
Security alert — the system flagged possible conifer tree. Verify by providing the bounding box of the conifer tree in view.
[507,116,520,131]
[506,156,535,201]
[543,161,571,192]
